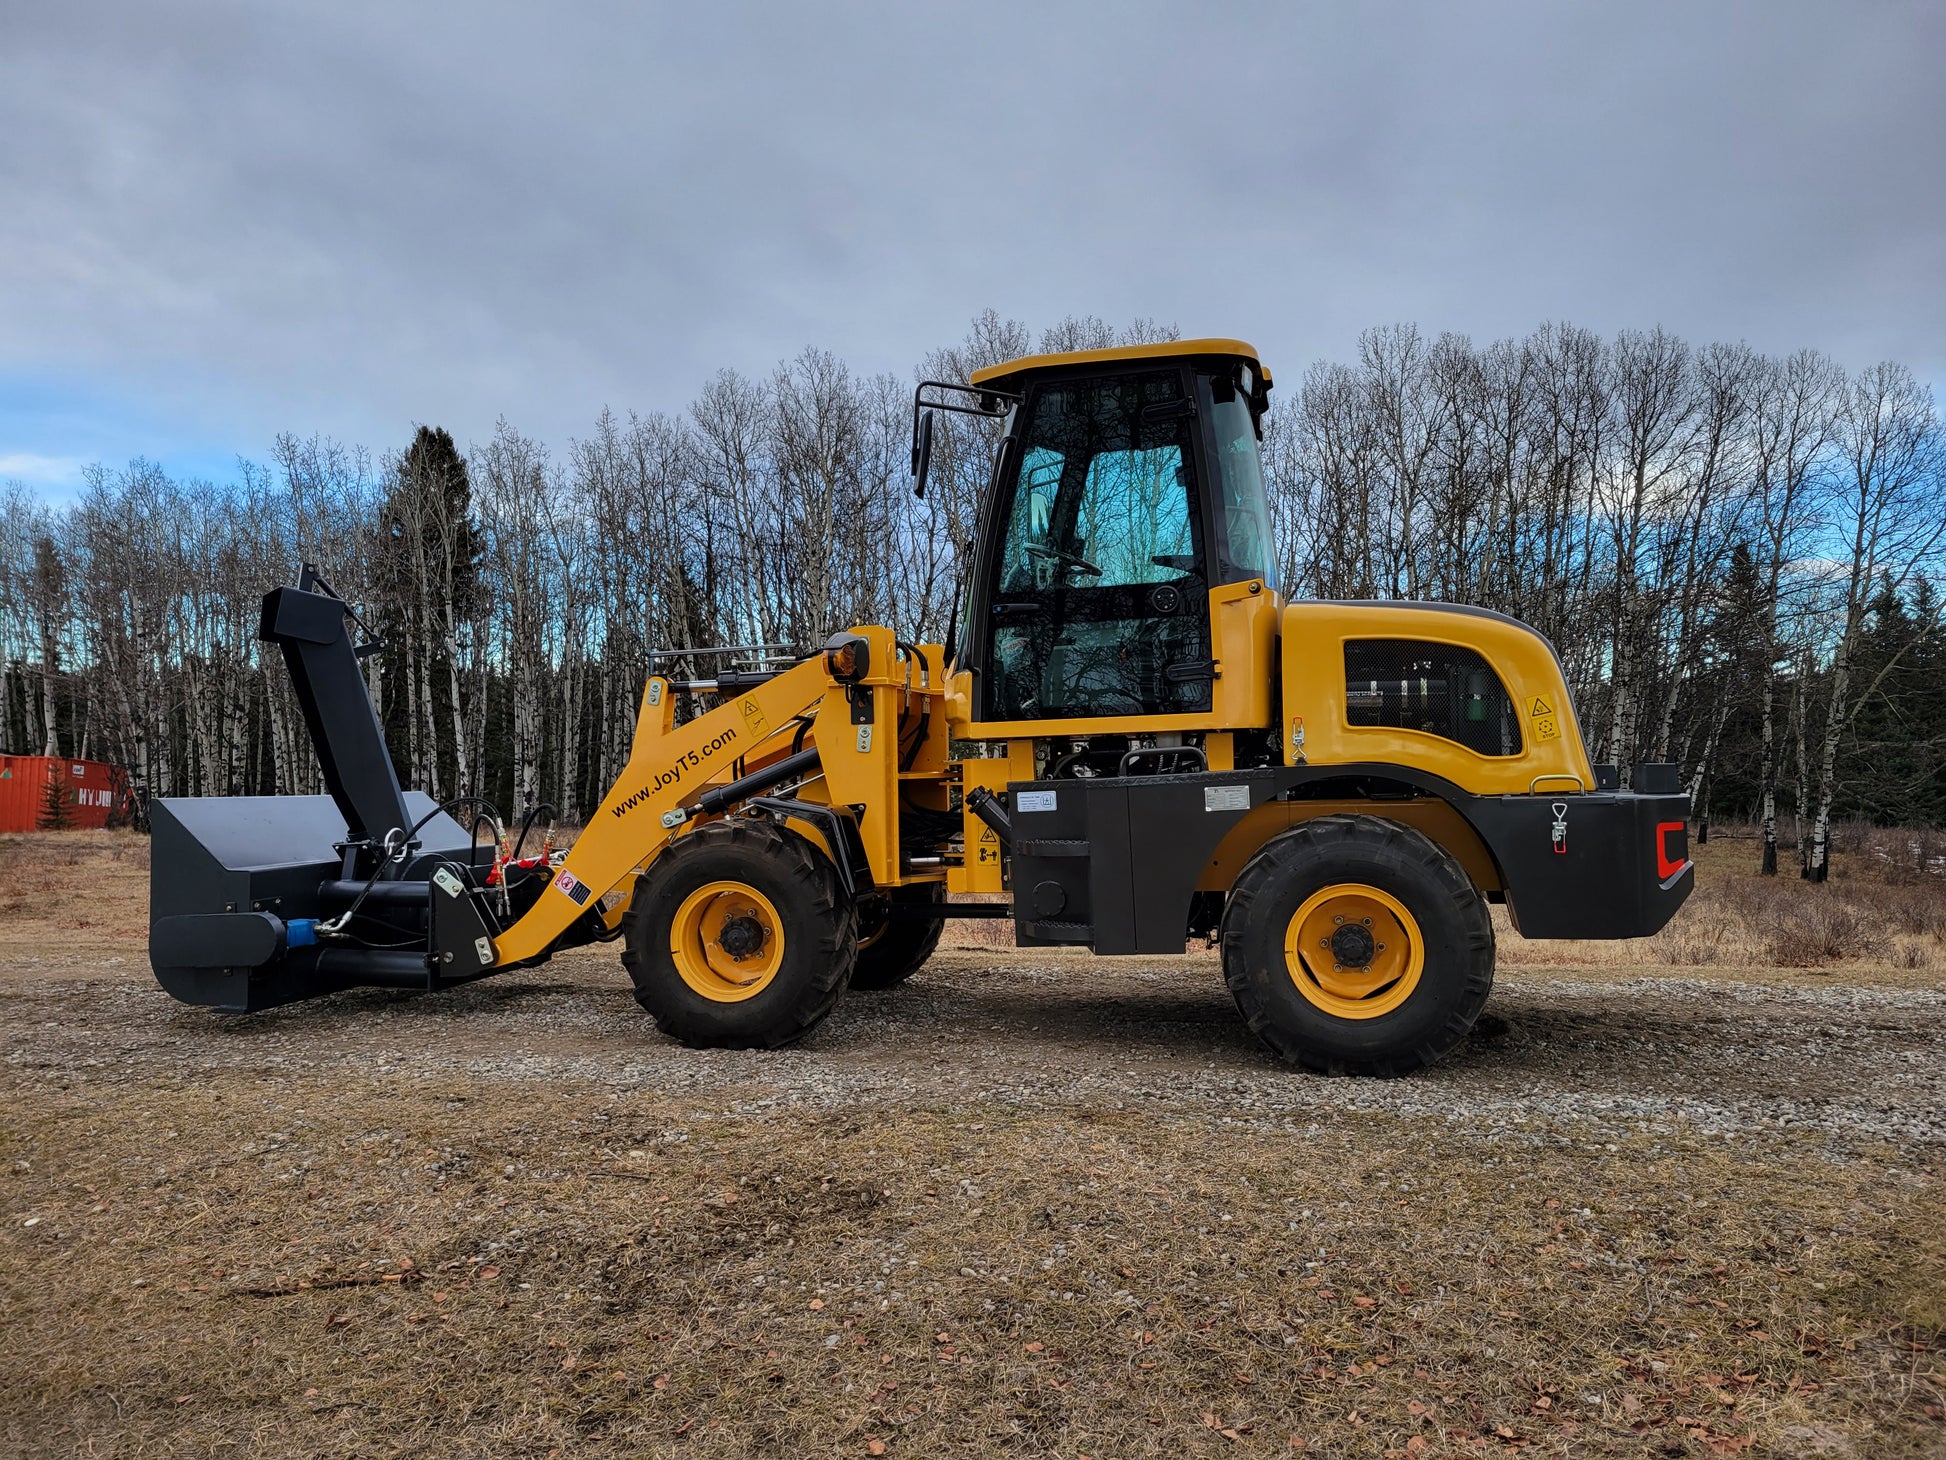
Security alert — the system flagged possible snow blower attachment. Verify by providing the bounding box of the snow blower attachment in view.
[151,337,1695,1074]
[149,570,516,1011]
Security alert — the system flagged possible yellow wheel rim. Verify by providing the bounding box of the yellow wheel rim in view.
[1283,883,1424,1020]
[669,880,785,1003]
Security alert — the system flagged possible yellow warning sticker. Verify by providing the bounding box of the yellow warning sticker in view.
[738,696,769,738]
[1528,695,1553,718]
[1535,716,1559,741]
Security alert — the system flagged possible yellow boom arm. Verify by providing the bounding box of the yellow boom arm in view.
[490,651,840,965]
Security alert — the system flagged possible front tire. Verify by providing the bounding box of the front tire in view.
[622,818,855,1048]
[1220,815,1494,1076]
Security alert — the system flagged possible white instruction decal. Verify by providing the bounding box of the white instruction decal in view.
[1016,790,1058,813]
[1203,785,1250,813]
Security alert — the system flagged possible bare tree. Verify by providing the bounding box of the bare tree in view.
[1747,350,1843,873]
[6,315,1942,851]
[1804,364,1945,878]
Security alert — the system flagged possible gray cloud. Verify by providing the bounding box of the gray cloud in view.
[2,0,1941,472]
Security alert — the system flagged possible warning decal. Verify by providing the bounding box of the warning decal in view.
[738,696,769,738]
[553,868,594,906]
[1528,695,1553,718]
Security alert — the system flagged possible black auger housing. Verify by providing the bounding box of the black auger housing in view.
[147,568,512,1012]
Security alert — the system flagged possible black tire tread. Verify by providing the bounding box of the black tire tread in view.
[620,817,855,1048]
[1219,813,1495,1077]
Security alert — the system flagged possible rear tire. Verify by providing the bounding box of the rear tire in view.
[1220,814,1494,1076]
[622,818,855,1048]
[850,884,947,990]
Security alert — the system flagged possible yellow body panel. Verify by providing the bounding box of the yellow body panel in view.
[948,757,1011,895]
[1212,581,1280,729]
[970,337,1264,387]
[779,633,949,889]
[636,676,676,742]
[809,627,903,884]
[1280,602,1596,795]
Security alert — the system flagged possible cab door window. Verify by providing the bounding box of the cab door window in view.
[984,370,1212,721]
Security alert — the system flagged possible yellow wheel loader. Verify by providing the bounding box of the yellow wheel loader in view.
[149,338,1694,1075]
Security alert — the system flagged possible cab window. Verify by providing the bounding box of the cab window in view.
[1203,378,1277,587]
[1343,639,1523,757]
[983,371,1211,721]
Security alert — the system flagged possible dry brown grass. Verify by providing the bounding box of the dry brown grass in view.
[1498,838,1946,978]
[3,1072,1941,1458]
[0,829,150,957]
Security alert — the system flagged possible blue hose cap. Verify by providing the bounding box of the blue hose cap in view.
[286,917,319,948]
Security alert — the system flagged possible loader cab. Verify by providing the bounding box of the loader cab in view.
[951,340,1277,735]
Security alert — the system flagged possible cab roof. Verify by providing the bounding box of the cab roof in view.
[968,337,1267,390]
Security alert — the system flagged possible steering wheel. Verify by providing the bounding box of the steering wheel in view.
[1025,541,1103,578]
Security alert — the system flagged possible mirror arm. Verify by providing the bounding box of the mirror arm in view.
[909,380,1023,498]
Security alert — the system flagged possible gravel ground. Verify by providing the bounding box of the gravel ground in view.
[8,947,1945,1148]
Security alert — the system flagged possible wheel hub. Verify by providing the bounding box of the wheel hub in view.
[668,881,787,1002]
[1329,920,1376,968]
[717,914,766,961]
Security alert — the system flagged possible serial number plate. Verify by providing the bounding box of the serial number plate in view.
[1203,785,1251,812]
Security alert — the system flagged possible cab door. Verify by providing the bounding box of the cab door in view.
[978,368,1214,723]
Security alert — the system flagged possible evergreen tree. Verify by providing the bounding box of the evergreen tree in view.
[371,426,482,799]
[36,764,72,829]
[1839,576,1943,826]
[1699,542,1771,831]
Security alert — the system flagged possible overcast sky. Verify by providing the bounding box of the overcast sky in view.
[2,1,1940,497]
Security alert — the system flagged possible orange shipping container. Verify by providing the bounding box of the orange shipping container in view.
[0,754,125,832]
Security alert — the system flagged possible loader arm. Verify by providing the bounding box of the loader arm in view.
[490,652,840,966]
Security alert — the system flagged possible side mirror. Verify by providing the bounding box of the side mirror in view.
[911,409,936,499]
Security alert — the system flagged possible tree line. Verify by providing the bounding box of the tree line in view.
[3,313,1942,878]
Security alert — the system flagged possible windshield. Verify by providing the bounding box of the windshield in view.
[994,371,1202,592]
